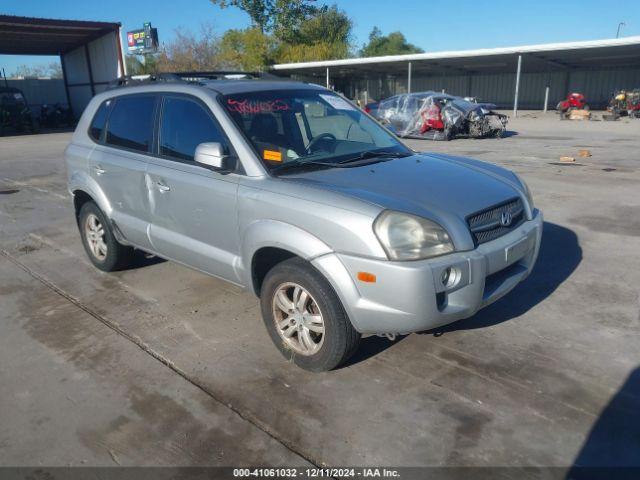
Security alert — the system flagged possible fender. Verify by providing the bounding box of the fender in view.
[240,219,333,293]
[68,170,113,218]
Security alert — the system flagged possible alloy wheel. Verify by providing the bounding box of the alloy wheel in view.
[84,213,107,261]
[272,282,325,356]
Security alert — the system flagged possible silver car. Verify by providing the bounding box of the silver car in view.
[65,76,542,372]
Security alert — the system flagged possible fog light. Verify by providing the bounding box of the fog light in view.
[440,267,460,288]
[441,268,451,286]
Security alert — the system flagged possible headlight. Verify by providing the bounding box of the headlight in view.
[514,173,534,209]
[373,211,454,261]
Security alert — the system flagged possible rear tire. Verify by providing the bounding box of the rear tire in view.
[78,201,133,272]
[260,257,361,372]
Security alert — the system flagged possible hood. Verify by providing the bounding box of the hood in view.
[283,152,523,248]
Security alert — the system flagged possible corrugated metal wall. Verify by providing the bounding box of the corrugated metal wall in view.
[298,65,640,109]
[87,31,123,94]
[62,45,92,116]
[62,31,123,117]
[5,79,66,107]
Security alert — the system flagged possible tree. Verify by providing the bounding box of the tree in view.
[210,0,271,32]
[296,5,351,46]
[156,24,222,72]
[48,62,63,78]
[275,42,344,63]
[274,5,352,62]
[125,54,158,75]
[360,27,423,57]
[210,0,320,40]
[218,27,273,70]
[11,61,62,78]
[272,0,322,43]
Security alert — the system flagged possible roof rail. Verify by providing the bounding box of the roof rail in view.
[171,70,281,81]
[107,70,282,89]
[107,73,182,89]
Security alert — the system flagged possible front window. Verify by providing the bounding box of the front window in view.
[221,89,410,173]
[159,96,229,162]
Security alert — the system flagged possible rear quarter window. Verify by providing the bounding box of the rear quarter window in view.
[105,95,156,153]
[89,100,111,142]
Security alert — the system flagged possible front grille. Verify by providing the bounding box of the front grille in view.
[467,197,524,245]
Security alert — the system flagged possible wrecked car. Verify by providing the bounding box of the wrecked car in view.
[0,86,38,136]
[373,91,508,140]
[608,89,640,118]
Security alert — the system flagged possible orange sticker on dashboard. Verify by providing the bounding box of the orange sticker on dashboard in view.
[263,150,282,162]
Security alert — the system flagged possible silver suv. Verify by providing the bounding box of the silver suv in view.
[65,74,542,372]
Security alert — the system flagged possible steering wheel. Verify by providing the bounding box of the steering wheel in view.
[305,133,337,154]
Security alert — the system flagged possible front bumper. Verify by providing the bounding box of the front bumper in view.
[312,209,543,334]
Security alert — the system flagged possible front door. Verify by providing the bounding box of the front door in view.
[146,94,241,283]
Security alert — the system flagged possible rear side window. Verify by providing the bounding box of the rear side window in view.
[106,95,156,152]
[89,100,110,142]
[159,96,227,162]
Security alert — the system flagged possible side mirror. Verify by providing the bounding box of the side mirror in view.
[195,142,235,172]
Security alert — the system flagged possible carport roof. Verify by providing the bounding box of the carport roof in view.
[272,36,640,77]
[0,15,120,55]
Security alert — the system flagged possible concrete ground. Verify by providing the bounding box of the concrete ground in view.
[0,113,639,468]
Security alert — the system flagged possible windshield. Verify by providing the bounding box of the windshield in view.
[221,89,411,172]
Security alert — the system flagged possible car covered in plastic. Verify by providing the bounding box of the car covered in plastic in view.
[373,91,507,140]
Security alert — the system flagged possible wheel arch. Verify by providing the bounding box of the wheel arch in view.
[242,220,333,296]
[69,171,112,220]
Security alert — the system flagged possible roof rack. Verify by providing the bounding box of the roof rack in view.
[173,70,280,81]
[107,70,281,89]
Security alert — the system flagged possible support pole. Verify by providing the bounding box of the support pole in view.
[60,54,74,119]
[326,67,329,89]
[407,61,412,94]
[543,86,550,113]
[365,79,369,105]
[84,44,95,96]
[117,26,127,76]
[513,54,522,117]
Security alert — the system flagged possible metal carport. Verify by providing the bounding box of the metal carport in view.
[0,15,126,118]
[272,37,640,115]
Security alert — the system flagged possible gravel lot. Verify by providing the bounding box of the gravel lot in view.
[0,112,638,470]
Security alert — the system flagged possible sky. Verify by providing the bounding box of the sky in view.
[1,0,639,74]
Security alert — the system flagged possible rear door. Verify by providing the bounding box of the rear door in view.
[145,94,241,283]
[89,94,157,250]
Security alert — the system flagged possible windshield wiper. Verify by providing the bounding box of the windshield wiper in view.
[270,159,338,174]
[271,150,411,174]
[337,150,411,164]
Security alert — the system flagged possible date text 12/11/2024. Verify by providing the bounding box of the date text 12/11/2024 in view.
[233,468,401,478]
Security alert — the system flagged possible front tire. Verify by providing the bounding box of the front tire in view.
[78,201,133,272]
[260,257,360,372]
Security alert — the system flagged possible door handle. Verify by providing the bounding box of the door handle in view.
[93,165,106,175]
[156,181,171,193]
